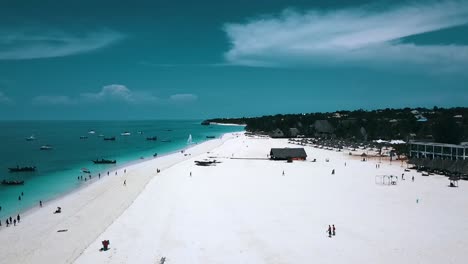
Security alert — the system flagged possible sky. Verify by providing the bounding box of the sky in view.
[0,0,467,120]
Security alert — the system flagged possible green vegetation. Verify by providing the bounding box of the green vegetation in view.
[205,107,468,144]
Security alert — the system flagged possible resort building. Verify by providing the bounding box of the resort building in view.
[409,141,468,160]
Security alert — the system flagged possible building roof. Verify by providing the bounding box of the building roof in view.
[270,148,307,159]
[410,141,468,148]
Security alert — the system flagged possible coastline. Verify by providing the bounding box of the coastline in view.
[0,132,243,263]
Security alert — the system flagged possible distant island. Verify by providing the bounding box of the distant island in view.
[203,107,468,144]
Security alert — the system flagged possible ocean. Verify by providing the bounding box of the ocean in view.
[0,120,244,219]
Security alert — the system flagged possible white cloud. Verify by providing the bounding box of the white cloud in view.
[81,84,159,104]
[169,93,198,102]
[32,95,75,105]
[0,29,124,60]
[0,91,12,104]
[224,1,468,70]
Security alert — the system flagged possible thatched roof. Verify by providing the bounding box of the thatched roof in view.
[270,148,307,160]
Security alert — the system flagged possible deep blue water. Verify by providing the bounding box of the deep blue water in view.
[0,120,244,219]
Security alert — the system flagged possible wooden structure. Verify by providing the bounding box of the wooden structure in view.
[270,148,307,161]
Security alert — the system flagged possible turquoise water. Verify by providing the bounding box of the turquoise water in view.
[0,121,244,219]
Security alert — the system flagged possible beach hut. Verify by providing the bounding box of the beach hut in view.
[270,148,307,161]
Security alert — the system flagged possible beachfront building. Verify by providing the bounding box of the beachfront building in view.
[270,148,307,160]
[409,141,468,160]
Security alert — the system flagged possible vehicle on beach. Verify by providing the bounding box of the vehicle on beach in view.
[40,145,53,150]
[25,135,36,141]
[1,180,25,185]
[103,137,116,141]
[146,136,157,141]
[121,132,131,136]
[8,166,36,172]
[93,159,117,164]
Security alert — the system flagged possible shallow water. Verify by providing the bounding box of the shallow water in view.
[0,120,244,219]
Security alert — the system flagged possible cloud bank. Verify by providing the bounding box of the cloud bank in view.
[0,29,124,60]
[224,1,468,70]
[32,85,197,106]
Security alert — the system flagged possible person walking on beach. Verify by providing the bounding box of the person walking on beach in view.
[17,214,20,223]
[412,175,415,182]
[107,171,109,176]
[331,169,335,175]
[327,225,332,238]
[6,219,9,227]
[124,169,126,174]
[9,216,12,223]
[13,219,16,226]
[332,225,336,236]
[282,170,285,176]
[40,200,42,207]
[190,171,192,177]
[99,173,101,179]
[123,180,126,186]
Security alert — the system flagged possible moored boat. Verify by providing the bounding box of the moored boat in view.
[206,136,216,139]
[93,159,116,164]
[8,166,36,172]
[40,145,53,150]
[25,135,36,141]
[1,180,24,185]
[146,136,157,141]
[81,168,91,174]
[103,137,116,141]
[121,132,131,136]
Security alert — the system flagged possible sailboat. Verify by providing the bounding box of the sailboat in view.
[187,134,193,145]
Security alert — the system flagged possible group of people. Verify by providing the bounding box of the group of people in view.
[1,214,21,228]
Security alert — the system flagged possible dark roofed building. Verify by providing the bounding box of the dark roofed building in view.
[270,148,307,160]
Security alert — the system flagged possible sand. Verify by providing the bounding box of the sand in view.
[1,133,467,263]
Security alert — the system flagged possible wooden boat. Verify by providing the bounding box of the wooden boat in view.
[8,166,36,172]
[93,159,116,164]
[1,180,24,185]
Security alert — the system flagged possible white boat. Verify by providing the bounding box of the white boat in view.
[121,132,131,136]
[88,130,96,134]
[187,134,193,145]
[98,134,105,137]
[40,145,53,150]
[25,135,36,141]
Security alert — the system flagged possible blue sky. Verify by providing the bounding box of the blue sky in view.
[0,0,467,120]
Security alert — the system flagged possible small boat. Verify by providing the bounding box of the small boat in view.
[206,136,215,139]
[1,180,24,185]
[153,153,158,157]
[137,131,144,134]
[93,159,116,164]
[103,137,116,141]
[80,136,88,139]
[161,139,171,142]
[146,136,158,141]
[25,135,36,141]
[88,130,96,134]
[98,134,105,137]
[40,145,53,150]
[81,168,91,174]
[121,132,131,136]
[187,134,193,145]
[8,166,36,172]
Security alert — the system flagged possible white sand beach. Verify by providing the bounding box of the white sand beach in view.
[1,133,467,263]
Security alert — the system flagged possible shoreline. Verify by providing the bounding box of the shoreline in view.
[0,132,243,263]
[0,131,236,222]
